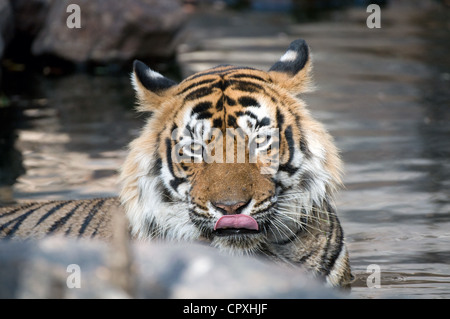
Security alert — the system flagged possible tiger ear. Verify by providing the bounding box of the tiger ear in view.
[131,60,177,111]
[268,39,313,95]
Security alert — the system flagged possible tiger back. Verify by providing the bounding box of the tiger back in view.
[0,198,120,240]
[0,39,352,287]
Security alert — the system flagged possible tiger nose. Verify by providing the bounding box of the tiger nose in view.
[212,200,250,215]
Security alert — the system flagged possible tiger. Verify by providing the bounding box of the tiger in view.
[0,39,352,288]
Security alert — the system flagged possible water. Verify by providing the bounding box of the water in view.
[0,72,143,202]
[1,2,449,298]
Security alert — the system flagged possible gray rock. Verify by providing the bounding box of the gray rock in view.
[0,237,343,299]
[135,242,342,299]
[30,0,187,63]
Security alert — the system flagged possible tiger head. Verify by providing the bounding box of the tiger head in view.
[120,39,342,254]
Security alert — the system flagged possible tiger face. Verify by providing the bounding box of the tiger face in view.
[120,39,343,256]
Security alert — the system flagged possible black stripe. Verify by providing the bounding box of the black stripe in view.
[211,78,229,91]
[65,226,72,235]
[298,246,319,264]
[278,125,299,176]
[232,80,264,93]
[291,112,311,159]
[1,203,52,237]
[300,139,309,155]
[150,157,162,177]
[278,163,299,176]
[212,118,223,128]
[225,95,236,106]
[165,137,186,192]
[298,127,311,158]
[196,111,213,120]
[276,108,284,131]
[178,79,216,95]
[238,96,259,108]
[185,66,232,80]
[169,179,184,191]
[78,199,107,237]
[189,209,214,239]
[187,66,257,81]
[320,206,334,274]
[257,117,271,128]
[321,205,345,277]
[0,203,35,219]
[35,201,72,227]
[274,178,293,193]
[184,86,213,101]
[229,73,267,83]
[144,218,161,238]
[156,181,175,203]
[285,126,295,161]
[234,110,257,120]
[215,95,224,111]
[91,203,111,239]
[192,101,212,114]
[227,115,237,128]
[48,201,85,234]
[165,137,175,176]
[91,226,99,238]
[189,207,210,220]
[0,214,30,237]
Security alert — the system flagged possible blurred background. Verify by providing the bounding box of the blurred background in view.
[0,0,449,298]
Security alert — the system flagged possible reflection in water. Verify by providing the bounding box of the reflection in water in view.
[0,1,449,298]
[416,8,450,216]
[0,72,144,201]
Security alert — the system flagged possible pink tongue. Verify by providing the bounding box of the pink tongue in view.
[214,215,258,231]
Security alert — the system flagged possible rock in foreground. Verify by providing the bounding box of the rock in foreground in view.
[0,237,342,299]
